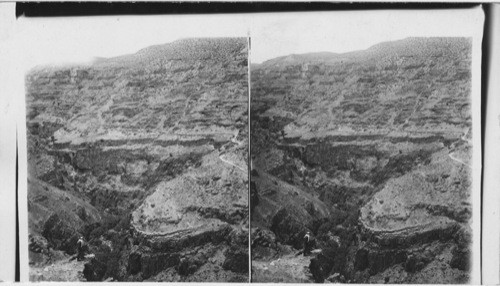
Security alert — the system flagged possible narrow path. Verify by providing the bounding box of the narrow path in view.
[461,127,472,144]
[404,92,424,125]
[173,95,192,129]
[448,152,470,168]
[219,155,246,173]
[217,130,246,173]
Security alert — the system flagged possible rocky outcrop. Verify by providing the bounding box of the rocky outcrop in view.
[124,141,248,279]
[28,177,101,258]
[123,226,248,281]
[354,146,472,280]
[29,234,50,254]
[42,214,81,254]
[251,170,330,234]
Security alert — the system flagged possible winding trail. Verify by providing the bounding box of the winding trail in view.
[448,152,470,168]
[448,131,471,168]
[218,130,246,173]
[173,94,192,129]
[404,92,424,125]
[461,127,472,144]
[219,155,246,173]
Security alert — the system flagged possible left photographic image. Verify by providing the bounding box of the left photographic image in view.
[22,17,249,282]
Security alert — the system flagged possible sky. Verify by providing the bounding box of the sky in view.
[14,14,251,69]
[250,9,483,63]
[12,8,483,68]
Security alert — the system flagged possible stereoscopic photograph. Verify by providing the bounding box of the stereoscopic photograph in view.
[23,16,249,282]
[16,6,486,285]
[250,10,482,284]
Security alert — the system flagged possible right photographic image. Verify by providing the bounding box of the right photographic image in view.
[249,9,483,284]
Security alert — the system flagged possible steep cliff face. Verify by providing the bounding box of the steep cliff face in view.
[251,37,473,283]
[27,38,249,282]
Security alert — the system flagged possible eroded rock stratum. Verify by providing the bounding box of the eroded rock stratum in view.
[27,38,249,282]
[251,37,473,283]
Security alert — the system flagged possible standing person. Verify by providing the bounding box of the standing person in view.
[77,236,85,261]
[303,231,312,256]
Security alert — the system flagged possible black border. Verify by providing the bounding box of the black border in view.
[15,133,20,282]
[16,2,479,18]
[480,4,494,284]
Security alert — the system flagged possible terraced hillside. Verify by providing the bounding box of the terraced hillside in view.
[26,38,249,282]
[251,37,473,283]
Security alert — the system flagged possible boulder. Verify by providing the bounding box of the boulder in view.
[42,214,80,254]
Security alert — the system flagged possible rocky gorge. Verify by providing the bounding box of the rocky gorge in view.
[26,38,249,282]
[250,37,473,283]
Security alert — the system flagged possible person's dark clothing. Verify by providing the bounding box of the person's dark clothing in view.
[77,238,85,261]
[303,233,312,256]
